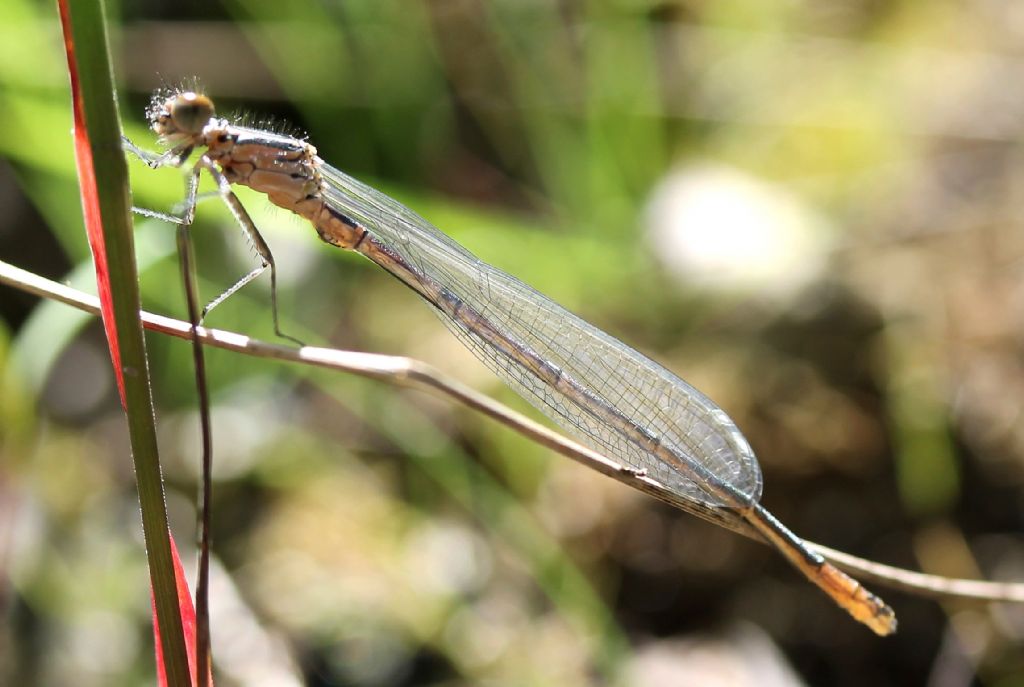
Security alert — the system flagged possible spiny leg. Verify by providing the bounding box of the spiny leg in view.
[123,136,201,226]
[124,136,304,346]
[198,158,304,346]
[122,135,193,169]
[135,166,202,228]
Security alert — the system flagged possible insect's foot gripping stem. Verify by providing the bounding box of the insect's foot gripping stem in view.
[130,205,190,225]
[122,135,192,169]
[274,327,306,348]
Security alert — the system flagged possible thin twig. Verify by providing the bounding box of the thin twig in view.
[175,226,214,686]
[3,258,1022,606]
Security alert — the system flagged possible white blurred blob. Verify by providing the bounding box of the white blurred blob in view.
[403,519,493,596]
[41,340,112,420]
[443,591,527,669]
[644,164,832,299]
[7,493,45,586]
[203,558,304,687]
[61,611,139,677]
[625,623,806,687]
[164,379,293,480]
[535,463,608,538]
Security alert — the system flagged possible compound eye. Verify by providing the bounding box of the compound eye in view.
[170,92,214,135]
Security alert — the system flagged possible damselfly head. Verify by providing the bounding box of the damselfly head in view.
[147,90,216,141]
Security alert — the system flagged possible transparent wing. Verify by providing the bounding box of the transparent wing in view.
[319,163,763,506]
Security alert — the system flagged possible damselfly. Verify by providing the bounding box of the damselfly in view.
[125,87,897,635]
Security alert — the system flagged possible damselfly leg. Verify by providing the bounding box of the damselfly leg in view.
[124,135,303,345]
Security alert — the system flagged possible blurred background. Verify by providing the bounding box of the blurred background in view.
[2,0,1024,685]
